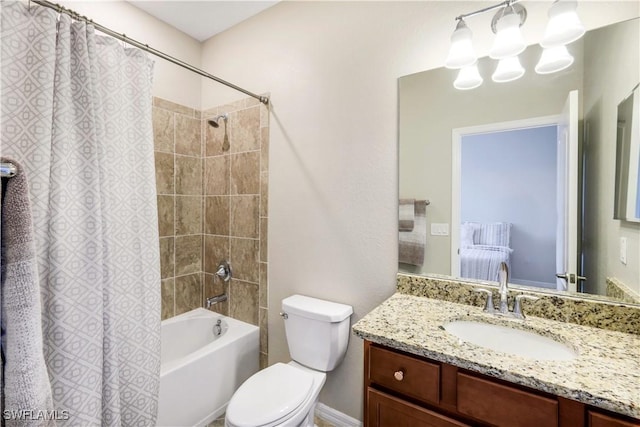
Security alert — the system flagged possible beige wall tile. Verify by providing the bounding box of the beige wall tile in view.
[160,237,175,279]
[260,103,269,129]
[245,97,261,108]
[153,107,174,153]
[229,280,259,325]
[175,273,202,315]
[154,97,195,117]
[204,235,230,274]
[260,352,268,370]
[204,196,229,236]
[175,235,202,276]
[175,115,202,156]
[157,195,174,237]
[154,151,174,195]
[230,107,260,153]
[260,171,269,217]
[259,262,268,308]
[230,238,259,283]
[161,278,175,320]
[259,307,268,353]
[158,96,267,343]
[230,195,259,238]
[175,196,202,235]
[230,152,260,195]
[175,155,202,195]
[261,127,269,172]
[206,121,226,157]
[204,156,229,195]
[260,217,268,263]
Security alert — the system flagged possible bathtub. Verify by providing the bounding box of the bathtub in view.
[157,308,259,427]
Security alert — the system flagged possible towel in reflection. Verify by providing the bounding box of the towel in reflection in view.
[398,201,426,266]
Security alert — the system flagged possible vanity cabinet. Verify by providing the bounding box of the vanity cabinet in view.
[363,341,640,427]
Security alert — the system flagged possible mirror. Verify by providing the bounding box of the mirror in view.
[399,17,640,303]
[614,84,640,223]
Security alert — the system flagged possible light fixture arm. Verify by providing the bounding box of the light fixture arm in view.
[455,0,523,23]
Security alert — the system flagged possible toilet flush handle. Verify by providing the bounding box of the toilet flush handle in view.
[280,312,288,319]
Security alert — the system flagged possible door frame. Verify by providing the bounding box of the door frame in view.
[451,115,561,278]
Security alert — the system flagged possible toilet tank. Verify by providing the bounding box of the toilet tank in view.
[282,295,353,372]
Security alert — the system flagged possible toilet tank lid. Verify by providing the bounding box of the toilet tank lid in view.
[282,295,353,322]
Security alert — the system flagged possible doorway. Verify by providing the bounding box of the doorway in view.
[451,113,577,291]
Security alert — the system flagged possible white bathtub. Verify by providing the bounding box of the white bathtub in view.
[157,308,259,427]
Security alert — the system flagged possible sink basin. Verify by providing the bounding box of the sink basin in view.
[443,320,577,361]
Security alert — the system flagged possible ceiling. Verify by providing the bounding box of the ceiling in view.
[127,1,279,42]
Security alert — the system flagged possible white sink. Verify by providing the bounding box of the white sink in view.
[443,320,577,361]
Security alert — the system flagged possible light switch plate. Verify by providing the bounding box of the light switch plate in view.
[620,237,627,265]
[431,223,449,236]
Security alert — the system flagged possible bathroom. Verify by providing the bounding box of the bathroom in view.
[1,0,639,426]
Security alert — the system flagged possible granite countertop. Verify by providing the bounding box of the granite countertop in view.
[352,293,640,419]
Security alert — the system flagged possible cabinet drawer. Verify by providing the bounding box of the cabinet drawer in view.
[368,345,440,404]
[589,411,640,427]
[457,372,558,427]
[368,388,470,427]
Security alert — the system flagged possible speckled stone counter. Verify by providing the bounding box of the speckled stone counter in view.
[352,293,640,419]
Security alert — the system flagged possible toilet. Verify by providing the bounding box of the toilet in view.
[225,294,353,427]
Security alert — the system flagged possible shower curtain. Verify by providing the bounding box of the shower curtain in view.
[1,2,161,425]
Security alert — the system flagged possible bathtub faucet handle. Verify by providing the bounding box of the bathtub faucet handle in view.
[215,260,232,282]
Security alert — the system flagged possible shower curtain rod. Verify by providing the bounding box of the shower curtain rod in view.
[29,0,269,105]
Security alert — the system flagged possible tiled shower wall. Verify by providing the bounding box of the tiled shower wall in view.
[153,96,269,367]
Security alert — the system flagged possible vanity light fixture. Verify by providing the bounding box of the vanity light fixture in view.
[454,63,484,90]
[445,19,476,69]
[446,0,584,89]
[540,0,585,48]
[492,56,525,82]
[535,45,574,74]
[489,5,527,60]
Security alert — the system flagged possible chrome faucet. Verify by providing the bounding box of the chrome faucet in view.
[206,293,227,309]
[498,262,509,315]
[474,262,539,319]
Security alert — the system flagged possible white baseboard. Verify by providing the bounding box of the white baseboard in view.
[315,402,362,427]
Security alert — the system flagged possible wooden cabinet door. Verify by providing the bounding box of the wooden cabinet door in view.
[589,411,640,427]
[457,372,558,427]
[367,388,471,427]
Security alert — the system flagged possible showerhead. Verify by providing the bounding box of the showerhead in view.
[208,114,228,128]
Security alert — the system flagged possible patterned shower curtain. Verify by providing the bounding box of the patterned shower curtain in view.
[1,2,161,425]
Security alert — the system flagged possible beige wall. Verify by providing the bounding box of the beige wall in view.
[583,19,640,296]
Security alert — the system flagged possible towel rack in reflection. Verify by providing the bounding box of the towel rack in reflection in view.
[1,162,17,177]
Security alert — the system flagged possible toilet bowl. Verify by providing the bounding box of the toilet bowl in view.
[225,362,325,427]
[225,295,353,427]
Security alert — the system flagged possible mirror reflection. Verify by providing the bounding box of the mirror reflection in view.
[399,17,640,303]
[614,84,640,223]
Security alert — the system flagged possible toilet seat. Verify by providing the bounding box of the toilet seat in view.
[226,363,315,427]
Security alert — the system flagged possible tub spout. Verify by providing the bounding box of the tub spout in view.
[206,293,227,309]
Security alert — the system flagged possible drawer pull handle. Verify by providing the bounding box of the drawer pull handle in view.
[394,370,404,381]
